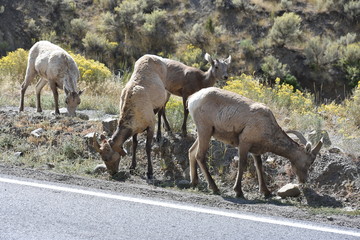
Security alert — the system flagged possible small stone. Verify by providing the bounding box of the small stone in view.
[112,171,130,181]
[14,152,24,157]
[93,164,107,174]
[77,113,89,120]
[46,163,55,169]
[277,183,301,198]
[328,147,343,154]
[102,118,118,136]
[176,179,191,189]
[327,216,334,221]
[31,128,45,138]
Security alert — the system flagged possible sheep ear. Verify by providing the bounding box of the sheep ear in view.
[225,55,231,64]
[64,88,70,96]
[205,53,214,65]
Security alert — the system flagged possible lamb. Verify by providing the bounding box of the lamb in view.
[187,87,323,198]
[149,53,231,137]
[92,55,168,178]
[19,41,83,116]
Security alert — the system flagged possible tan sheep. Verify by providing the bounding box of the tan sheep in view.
[19,41,83,116]
[147,53,231,137]
[188,87,323,198]
[93,55,168,178]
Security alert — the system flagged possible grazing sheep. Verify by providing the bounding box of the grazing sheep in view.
[149,53,231,137]
[19,41,83,116]
[93,55,168,178]
[188,87,323,198]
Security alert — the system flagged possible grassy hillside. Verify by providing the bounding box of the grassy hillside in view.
[0,0,359,100]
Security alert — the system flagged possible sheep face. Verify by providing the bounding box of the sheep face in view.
[291,140,323,183]
[65,91,82,116]
[93,134,126,175]
[205,54,232,81]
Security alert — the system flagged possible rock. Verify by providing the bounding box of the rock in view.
[102,118,118,136]
[14,152,24,157]
[328,147,344,154]
[176,179,191,189]
[84,132,96,151]
[77,113,89,120]
[31,128,45,138]
[112,171,131,181]
[308,130,331,147]
[277,183,301,198]
[93,164,107,174]
[46,163,55,169]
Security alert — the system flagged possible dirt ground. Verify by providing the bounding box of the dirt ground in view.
[0,107,359,229]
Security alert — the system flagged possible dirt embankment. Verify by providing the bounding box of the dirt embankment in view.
[0,107,359,229]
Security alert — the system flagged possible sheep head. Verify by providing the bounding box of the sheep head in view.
[287,130,323,183]
[64,89,84,116]
[204,53,231,81]
[93,133,126,175]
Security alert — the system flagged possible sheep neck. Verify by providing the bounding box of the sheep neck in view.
[203,67,217,87]
[269,129,304,165]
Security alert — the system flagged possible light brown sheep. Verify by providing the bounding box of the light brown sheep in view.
[19,41,83,116]
[148,53,231,137]
[93,55,168,178]
[188,87,323,198]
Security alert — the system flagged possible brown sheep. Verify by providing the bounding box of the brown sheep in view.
[93,55,169,178]
[188,87,323,198]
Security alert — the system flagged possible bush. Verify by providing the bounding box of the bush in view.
[340,43,360,88]
[0,48,28,84]
[344,1,360,20]
[70,53,112,93]
[268,12,302,47]
[261,55,288,80]
[178,44,203,68]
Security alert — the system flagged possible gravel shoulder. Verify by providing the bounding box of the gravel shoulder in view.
[0,107,359,229]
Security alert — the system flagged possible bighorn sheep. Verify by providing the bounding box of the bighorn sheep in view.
[150,53,231,137]
[19,41,83,116]
[93,55,168,178]
[188,87,323,198]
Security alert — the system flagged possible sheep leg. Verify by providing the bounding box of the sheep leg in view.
[162,93,171,132]
[145,126,154,179]
[188,138,199,186]
[194,127,219,194]
[233,144,250,198]
[181,97,189,137]
[252,154,271,198]
[19,65,37,112]
[49,81,60,115]
[161,106,171,132]
[35,78,47,112]
[156,108,165,141]
[130,134,138,174]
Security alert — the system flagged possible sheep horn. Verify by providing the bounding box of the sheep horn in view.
[311,137,323,156]
[286,130,308,145]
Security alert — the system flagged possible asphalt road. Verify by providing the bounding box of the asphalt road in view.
[0,175,359,240]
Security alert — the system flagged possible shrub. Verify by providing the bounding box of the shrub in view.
[344,1,360,20]
[268,12,302,47]
[340,43,360,88]
[0,48,28,84]
[239,39,256,58]
[261,55,288,80]
[178,44,203,68]
[70,53,112,93]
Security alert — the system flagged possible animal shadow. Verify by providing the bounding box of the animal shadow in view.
[303,187,343,208]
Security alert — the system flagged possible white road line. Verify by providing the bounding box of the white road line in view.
[1,177,359,237]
